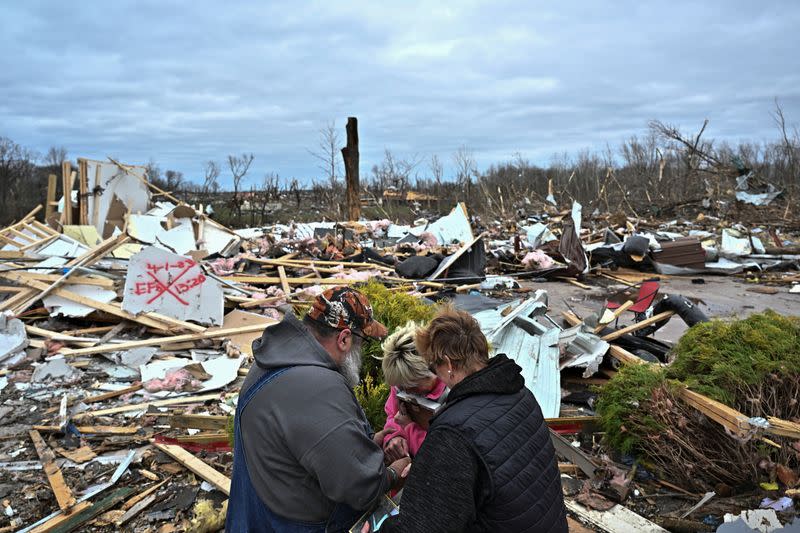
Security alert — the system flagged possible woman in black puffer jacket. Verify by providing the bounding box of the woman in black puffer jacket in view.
[380,306,567,533]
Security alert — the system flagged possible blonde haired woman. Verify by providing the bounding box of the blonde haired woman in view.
[375,321,447,462]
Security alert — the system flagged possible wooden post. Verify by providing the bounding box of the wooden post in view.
[61,161,72,224]
[341,117,360,221]
[46,174,58,219]
[78,158,89,225]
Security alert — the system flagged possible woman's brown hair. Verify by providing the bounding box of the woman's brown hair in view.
[415,305,489,370]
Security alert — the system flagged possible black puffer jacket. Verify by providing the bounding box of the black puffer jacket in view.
[382,354,567,532]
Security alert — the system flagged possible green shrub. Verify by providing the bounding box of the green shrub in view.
[354,374,391,431]
[595,363,669,455]
[356,280,438,381]
[667,311,800,407]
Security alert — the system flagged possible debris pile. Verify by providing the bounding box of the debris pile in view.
[0,156,798,531]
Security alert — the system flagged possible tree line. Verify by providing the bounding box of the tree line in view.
[1,103,797,228]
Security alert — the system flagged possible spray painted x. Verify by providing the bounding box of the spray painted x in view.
[145,262,196,306]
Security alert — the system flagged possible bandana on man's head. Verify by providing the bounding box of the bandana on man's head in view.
[307,286,388,339]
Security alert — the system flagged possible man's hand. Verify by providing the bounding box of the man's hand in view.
[388,456,412,490]
[383,436,409,463]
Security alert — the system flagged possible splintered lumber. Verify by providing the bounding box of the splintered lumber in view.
[277,266,291,295]
[62,322,275,357]
[17,272,116,289]
[82,383,143,404]
[601,311,676,341]
[677,388,752,438]
[766,417,800,440]
[168,414,228,430]
[72,393,226,419]
[226,275,358,286]
[152,442,231,495]
[38,486,135,533]
[27,501,93,533]
[29,430,76,512]
[116,478,170,526]
[121,478,169,511]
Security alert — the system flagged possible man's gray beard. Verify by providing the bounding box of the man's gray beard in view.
[340,347,362,389]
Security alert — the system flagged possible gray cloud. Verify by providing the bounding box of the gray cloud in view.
[1,0,798,185]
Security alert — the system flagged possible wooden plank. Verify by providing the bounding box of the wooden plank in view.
[226,275,358,286]
[168,414,228,431]
[601,311,675,341]
[61,162,73,225]
[72,393,226,419]
[277,266,291,295]
[16,272,116,289]
[120,479,169,512]
[27,501,93,533]
[63,322,275,357]
[152,442,231,495]
[29,430,76,512]
[82,383,143,404]
[91,162,102,228]
[78,159,88,225]
[42,486,135,533]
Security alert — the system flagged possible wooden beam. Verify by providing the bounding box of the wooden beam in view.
[601,311,675,341]
[277,266,291,295]
[78,159,89,225]
[16,272,116,289]
[168,414,228,430]
[34,486,135,533]
[226,275,359,286]
[91,162,102,228]
[27,501,93,533]
[62,322,274,357]
[82,383,143,404]
[61,162,73,225]
[152,442,231,495]
[72,392,228,419]
[29,430,76,512]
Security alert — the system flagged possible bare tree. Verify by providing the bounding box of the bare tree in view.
[165,170,184,191]
[309,121,342,190]
[45,146,68,169]
[429,154,444,210]
[772,99,799,185]
[145,159,163,188]
[452,144,478,201]
[202,160,221,196]
[228,153,254,224]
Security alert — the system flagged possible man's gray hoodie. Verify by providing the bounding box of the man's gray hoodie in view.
[239,312,389,522]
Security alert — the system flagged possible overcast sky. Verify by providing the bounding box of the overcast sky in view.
[2,1,799,186]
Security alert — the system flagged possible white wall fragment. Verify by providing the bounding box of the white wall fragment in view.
[121,246,223,326]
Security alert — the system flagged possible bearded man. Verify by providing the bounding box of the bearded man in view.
[227,287,410,532]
